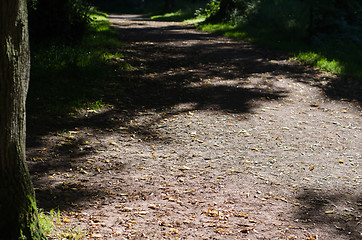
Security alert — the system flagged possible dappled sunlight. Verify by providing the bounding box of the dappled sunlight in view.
[26,14,361,239]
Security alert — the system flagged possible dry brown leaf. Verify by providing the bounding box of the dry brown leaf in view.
[148,204,158,209]
[215,228,232,235]
[164,196,176,202]
[205,209,219,217]
[62,218,72,223]
[135,211,149,215]
[120,207,133,212]
[240,226,255,233]
[90,233,103,238]
[168,228,179,234]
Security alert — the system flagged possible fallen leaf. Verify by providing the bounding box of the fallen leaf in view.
[215,228,232,235]
[178,166,191,171]
[120,207,133,212]
[205,209,219,217]
[164,196,176,202]
[240,226,255,233]
[325,210,335,214]
[310,165,315,171]
[62,218,71,223]
[168,228,179,234]
[234,212,248,218]
[134,211,149,215]
[90,233,103,238]
[148,204,158,209]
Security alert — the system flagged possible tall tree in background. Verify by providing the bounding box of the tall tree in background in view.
[164,0,174,12]
[0,0,46,238]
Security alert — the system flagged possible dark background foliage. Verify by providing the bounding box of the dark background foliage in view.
[28,0,93,43]
[204,0,362,43]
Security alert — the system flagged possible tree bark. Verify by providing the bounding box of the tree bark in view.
[0,0,46,239]
[164,0,174,13]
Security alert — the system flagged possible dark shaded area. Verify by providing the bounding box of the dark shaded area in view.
[28,0,92,44]
[295,189,362,240]
[94,0,164,14]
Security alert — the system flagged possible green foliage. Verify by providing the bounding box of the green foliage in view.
[195,0,221,18]
[27,11,127,115]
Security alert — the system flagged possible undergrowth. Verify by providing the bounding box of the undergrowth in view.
[197,22,362,83]
[150,1,362,83]
[27,9,127,116]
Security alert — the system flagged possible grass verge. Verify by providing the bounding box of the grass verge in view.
[27,10,128,116]
[150,0,207,23]
[39,209,87,239]
[197,22,362,84]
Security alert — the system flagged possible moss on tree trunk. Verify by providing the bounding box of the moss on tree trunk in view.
[0,0,46,239]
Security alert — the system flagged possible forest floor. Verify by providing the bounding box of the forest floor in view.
[27,14,361,239]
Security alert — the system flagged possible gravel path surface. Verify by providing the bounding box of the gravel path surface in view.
[27,14,361,239]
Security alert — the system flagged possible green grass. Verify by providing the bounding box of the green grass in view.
[152,10,204,23]
[27,10,127,116]
[39,209,87,239]
[151,0,208,22]
[197,22,362,82]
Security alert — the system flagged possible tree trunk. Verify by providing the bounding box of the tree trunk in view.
[0,0,46,239]
[164,0,174,13]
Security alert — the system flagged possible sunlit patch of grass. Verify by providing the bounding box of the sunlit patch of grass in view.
[198,23,236,33]
[152,10,202,22]
[71,98,112,113]
[184,15,206,24]
[39,209,87,239]
[151,0,208,22]
[151,10,184,21]
[296,52,344,75]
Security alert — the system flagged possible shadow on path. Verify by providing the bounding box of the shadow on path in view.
[295,189,362,239]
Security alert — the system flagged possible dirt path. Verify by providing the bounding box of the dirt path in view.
[27,14,361,239]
